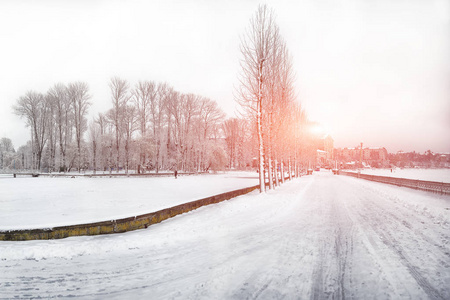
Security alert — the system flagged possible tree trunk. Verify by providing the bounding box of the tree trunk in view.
[274,158,279,186]
[257,58,265,193]
[289,157,292,180]
[109,140,113,175]
[125,139,129,174]
[267,111,274,190]
[116,128,120,173]
[93,140,97,175]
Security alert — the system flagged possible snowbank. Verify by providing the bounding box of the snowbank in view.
[0,172,258,230]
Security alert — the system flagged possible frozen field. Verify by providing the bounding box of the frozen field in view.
[348,168,450,183]
[1,172,449,299]
[0,172,258,230]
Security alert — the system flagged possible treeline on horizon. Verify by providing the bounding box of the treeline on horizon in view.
[6,78,252,174]
[1,130,447,173]
[3,4,324,184]
[388,151,450,169]
[2,74,319,175]
[2,4,448,186]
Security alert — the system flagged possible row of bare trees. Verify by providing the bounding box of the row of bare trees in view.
[11,7,317,179]
[237,5,311,192]
[13,83,91,172]
[91,77,230,174]
[11,78,260,174]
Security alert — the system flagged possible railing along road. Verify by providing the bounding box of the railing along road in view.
[340,171,450,195]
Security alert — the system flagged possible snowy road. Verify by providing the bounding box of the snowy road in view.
[1,172,449,299]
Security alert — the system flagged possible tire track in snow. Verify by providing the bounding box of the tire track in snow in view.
[310,239,324,300]
[230,177,317,299]
[368,197,450,262]
[376,230,445,300]
[354,179,450,261]
[342,178,448,300]
[310,174,355,300]
[309,176,326,300]
[360,202,447,300]
[330,187,355,300]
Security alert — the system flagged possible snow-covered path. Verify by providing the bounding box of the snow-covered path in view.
[1,172,449,299]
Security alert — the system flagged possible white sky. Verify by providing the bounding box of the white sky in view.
[0,0,449,153]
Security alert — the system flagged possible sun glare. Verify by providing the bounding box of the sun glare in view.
[309,123,326,137]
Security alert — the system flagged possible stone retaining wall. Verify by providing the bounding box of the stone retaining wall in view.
[0,185,259,241]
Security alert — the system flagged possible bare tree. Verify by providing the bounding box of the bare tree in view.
[68,82,91,172]
[263,24,284,189]
[88,119,100,174]
[95,112,109,172]
[133,81,157,168]
[165,89,180,170]
[223,118,239,169]
[180,94,200,171]
[197,97,225,171]
[109,77,130,173]
[237,4,279,192]
[13,91,51,171]
[122,104,137,174]
[152,83,170,172]
[0,137,15,170]
[0,137,14,153]
[44,92,58,172]
[266,41,296,183]
[274,44,297,181]
[48,83,72,172]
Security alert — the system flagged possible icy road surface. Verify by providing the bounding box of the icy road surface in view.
[1,172,449,299]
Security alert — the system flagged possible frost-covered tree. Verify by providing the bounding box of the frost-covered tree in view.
[133,81,157,168]
[47,83,73,172]
[95,112,110,172]
[0,137,14,153]
[196,97,225,171]
[43,91,58,172]
[109,77,130,172]
[88,119,100,174]
[68,82,91,172]
[0,137,15,170]
[237,5,280,192]
[151,83,170,173]
[122,104,137,174]
[13,91,51,171]
[223,118,248,169]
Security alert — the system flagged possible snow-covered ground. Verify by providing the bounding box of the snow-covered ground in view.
[345,168,450,183]
[1,172,449,299]
[0,172,259,230]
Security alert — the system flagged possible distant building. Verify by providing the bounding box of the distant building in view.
[316,150,328,166]
[437,153,450,168]
[335,146,389,168]
[315,135,334,167]
[321,135,334,161]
